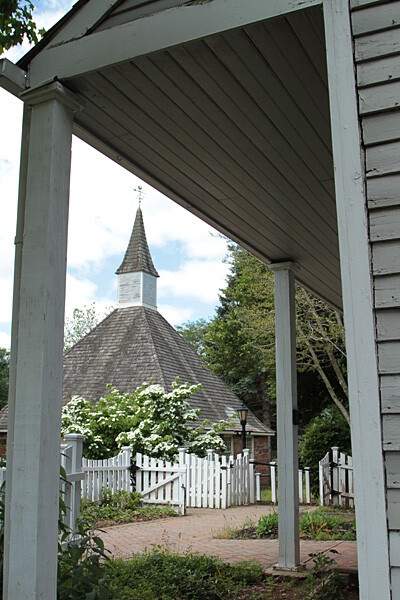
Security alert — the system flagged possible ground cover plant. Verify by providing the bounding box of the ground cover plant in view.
[106,547,358,600]
[216,508,356,541]
[81,489,178,527]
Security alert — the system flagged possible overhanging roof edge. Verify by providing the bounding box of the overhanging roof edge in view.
[24,0,323,87]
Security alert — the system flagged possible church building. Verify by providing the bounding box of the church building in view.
[0,207,273,462]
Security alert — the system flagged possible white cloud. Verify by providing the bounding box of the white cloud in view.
[158,304,195,327]
[158,259,228,304]
[0,332,11,350]
[64,274,114,322]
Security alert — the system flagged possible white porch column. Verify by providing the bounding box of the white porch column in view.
[4,81,81,600]
[323,2,391,599]
[269,261,300,569]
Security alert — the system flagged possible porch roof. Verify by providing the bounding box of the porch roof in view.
[6,0,341,308]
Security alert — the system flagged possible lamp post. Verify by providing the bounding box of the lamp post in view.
[238,404,248,452]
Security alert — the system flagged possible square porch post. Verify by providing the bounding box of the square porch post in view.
[4,81,80,600]
[269,261,300,569]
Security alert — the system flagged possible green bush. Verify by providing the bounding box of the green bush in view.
[108,549,263,600]
[299,512,342,538]
[256,512,279,537]
[299,409,351,496]
[58,517,111,600]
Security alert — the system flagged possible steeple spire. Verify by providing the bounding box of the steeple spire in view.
[116,206,159,310]
[116,206,159,277]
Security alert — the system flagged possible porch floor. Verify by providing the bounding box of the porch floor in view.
[98,505,357,574]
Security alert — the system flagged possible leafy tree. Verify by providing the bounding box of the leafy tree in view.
[176,318,210,359]
[0,349,9,409]
[64,304,113,353]
[181,244,349,432]
[0,0,44,54]
[299,409,352,496]
[61,379,231,460]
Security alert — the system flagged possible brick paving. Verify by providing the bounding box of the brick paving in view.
[98,505,358,573]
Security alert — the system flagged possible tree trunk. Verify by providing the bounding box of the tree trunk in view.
[297,322,350,425]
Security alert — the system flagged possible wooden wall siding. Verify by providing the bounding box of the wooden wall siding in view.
[69,7,343,309]
[352,0,400,590]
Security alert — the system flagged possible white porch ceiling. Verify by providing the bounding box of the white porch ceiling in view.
[23,3,342,308]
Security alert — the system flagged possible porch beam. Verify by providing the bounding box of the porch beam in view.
[269,261,300,569]
[28,0,321,87]
[4,81,80,600]
[323,0,390,598]
[0,58,26,96]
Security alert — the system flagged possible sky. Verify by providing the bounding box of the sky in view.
[0,0,231,349]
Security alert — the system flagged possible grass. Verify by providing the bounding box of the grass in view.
[80,489,178,527]
[105,547,358,599]
[214,507,356,541]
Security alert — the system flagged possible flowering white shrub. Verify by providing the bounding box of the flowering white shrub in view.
[61,379,231,460]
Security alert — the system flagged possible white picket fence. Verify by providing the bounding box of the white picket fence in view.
[135,448,255,514]
[254,461,311,504]
[0,434,85,538]
[319,446,354,507]
[60,434,86,538]
[82,446,132,502]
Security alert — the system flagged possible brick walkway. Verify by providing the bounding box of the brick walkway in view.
[98,505,358,573]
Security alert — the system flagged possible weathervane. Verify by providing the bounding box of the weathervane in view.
[134,185,144,207]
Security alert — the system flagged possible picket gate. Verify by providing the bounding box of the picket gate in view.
[319,446,354,507]
[135,448,255,513]
[82,446,132,502]
[136,450,187,514]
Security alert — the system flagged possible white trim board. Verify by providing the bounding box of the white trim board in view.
[28,0,322,86]
[323,0,390,598]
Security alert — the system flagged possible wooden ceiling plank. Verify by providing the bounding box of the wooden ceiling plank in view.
[204,29,335,215]
[112,59,338,242]
[165,44,339,245]
[286,9,328,85]
[140,55,340,263]
[83,72,233,199]
[242,21,331,147]
[205,30,332,182]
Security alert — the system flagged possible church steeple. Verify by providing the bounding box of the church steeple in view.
[116,206,159,310]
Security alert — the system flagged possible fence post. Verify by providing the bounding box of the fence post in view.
[121,446,132,492]
[221,455,227,509]
[256,473,261,502]
[179,448,186,515]
[305,468,311,504]
[63,433,85,535]
[270,461,277,503]
[331,446,339,505]
[243,449,250,504]
[249,459,255,504]
[298,469,303,503]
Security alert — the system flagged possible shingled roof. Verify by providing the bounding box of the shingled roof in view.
[0,207,272,437]
[60,306,271,435]
[116,207,159,277]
